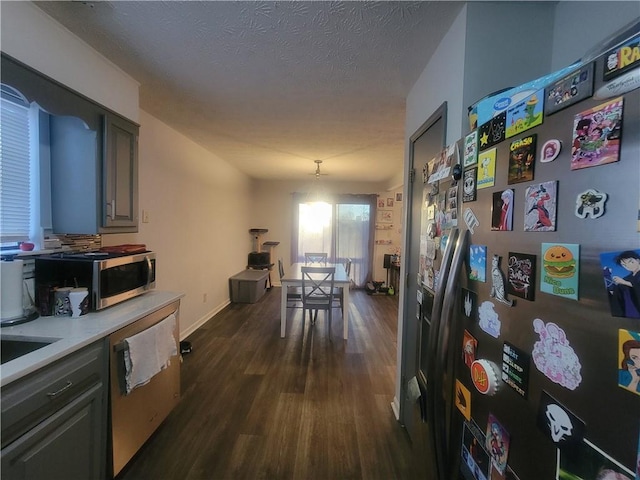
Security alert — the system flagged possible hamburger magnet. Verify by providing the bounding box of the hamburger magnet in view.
[541,244,579,300]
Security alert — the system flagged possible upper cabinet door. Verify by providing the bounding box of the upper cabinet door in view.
[103,113,139,229]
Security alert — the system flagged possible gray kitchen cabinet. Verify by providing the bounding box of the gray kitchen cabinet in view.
[1,340,108,480]
[1,53,139,234]
[103,113,139,229]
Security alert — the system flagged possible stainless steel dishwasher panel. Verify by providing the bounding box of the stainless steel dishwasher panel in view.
[109,301,180,477]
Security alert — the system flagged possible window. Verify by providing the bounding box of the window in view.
[0,85,32,246]
[293,193,376,287]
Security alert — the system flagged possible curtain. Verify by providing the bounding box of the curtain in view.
[292,192,376,288]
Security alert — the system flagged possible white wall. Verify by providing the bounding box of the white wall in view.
[0,2,139,122]
[1,2,253,338]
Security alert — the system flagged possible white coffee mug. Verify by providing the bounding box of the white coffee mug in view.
[69,288,89,317]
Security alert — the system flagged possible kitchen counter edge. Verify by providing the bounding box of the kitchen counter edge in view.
[0,291,184,387]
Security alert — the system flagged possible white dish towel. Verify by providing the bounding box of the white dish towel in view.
[124,313,177,394]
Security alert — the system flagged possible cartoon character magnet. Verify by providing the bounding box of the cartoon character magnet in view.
[463,130,478,168]
[571,96,623,170]
[462,329,478,368]
[491,190,514,231]
[541,244,579,300]
[478,301,501,338]
[575,189,608,219]
[455,379,472,421]
[461,420,490,479]
[532,318,582,390]
[524,181,557,232]
[618,329,640,396]
[485,414,510,475]
[477,148,496,189]
[540,139,561,163]
[507,135,536,184]
[601,249,640,319]
[463,167,477,203]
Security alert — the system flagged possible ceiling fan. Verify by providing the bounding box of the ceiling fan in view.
[310,159,329,179]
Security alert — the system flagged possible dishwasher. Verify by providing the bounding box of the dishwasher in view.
[108,301,181,477]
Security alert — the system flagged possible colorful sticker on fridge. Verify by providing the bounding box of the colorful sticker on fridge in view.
[536,390,585,450]
[507,252,536,301]
[463,167,478,203]
[489,255,513,307]
[603,32,640,81]
[524,181,557,232]
[491,190,514,231]
[571,96,623,170]
[464,130,479,168]
[470,245,487,282]
[507,134,536,184]
[541,243,579,300]
[532,318,582,390]
[545,62,594,115]
[594,67,640,100]
[618,329,640,396]
[600,249,640,319]
[455,379,472,421]
[478,301,501,338]
[485,414,510,475]
[463,329,478,368]
[471,359,500,396]
[575,188,608,219]
[540,139,561,163]
[477,148,496,190]
[461,420,490,480]
[428,143,458,184]
[502,342,530,398]
[556,438,634,480]
[478,112,506,151]
[505,89,544,138]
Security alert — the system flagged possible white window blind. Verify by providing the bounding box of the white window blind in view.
[0,94,32,243]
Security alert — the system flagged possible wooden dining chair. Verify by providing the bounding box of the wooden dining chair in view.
[278,259,302,308]
[301,266,335,331]
[304,252,328,265]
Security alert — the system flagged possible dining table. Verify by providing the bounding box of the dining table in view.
[280,262,351,339]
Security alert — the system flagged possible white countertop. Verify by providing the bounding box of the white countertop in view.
[0,290,184,387]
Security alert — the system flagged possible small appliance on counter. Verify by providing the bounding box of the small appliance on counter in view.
[35,248,156,314]
[0,257,39,327]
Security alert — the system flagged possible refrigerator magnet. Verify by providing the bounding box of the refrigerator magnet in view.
[491,190,514,231]
[541,244,579,300]
[556,438,634,480]
[507,135,536,184]
[469,245,487,283]
[471,359,501,395]
[571,96,623,171]
[536,390,585,450]
[478,112,506,151]
[600,249,640,319]
[478,301,501,338]
[617,329,640,395]
[532,318,582,390]
[524,181,557,232]
[489,255,514,307]
[502,342,530,398]
[505,88,544,139]
[461,288,478,324]
[476,148,496,189]
[485,413,510,475]
[463,207,479,234]
[462,168,477,203]
[575,188,608,219]
[540,139,561,163]
[507,252,536,301]
[462,329,478,368]
[544,62,594,115]
[463,130,478,167]
[461,420,491,478]
[455,379,472,421]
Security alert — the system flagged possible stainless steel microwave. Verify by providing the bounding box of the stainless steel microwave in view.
[35,251,156,313]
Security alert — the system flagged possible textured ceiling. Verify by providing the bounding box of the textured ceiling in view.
[34,1,463,183]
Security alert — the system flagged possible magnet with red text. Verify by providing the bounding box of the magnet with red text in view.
[575,189,608,219]
[471,359,501,395]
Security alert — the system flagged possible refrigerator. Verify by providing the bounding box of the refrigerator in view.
[415,20,640,480]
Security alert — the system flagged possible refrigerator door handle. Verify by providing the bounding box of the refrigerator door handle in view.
[434,228,468,480]
[424,227,459,480]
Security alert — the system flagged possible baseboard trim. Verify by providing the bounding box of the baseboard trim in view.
[180,299,231,340]
[391,396,401,422]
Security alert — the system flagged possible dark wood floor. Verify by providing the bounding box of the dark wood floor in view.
[117,288,419,480]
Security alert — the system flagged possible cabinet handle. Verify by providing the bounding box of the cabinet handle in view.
[46,380,73,399]
[107,200,116,220]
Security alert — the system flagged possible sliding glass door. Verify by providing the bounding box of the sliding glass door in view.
[293,194,376,287]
